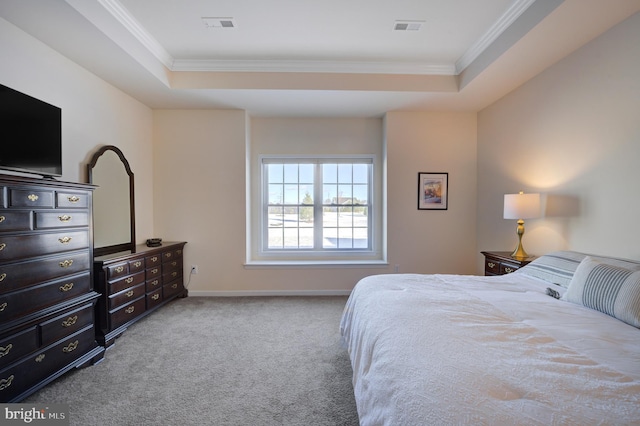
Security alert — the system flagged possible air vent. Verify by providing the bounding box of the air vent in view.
[202,17,236,28]
[393,20,424,31]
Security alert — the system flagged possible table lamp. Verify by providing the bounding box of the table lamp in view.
[503,192,540,260]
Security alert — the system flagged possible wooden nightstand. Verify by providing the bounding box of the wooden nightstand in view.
[481,251,537,276]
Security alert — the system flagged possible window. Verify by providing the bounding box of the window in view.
[261,157,374,256]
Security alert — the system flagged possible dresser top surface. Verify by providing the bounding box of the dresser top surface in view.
[94,241,186,263]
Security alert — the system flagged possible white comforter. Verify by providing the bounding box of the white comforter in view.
[340,273,640,425]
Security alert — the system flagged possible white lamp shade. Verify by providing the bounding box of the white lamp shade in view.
[503,193,541,219]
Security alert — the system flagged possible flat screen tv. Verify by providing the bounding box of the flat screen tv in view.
[0,83,62,178]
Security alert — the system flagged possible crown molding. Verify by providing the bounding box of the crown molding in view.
[97,0,174,68]
[455,0,537,74]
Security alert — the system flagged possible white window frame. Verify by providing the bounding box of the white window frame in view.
[253,154,382,264]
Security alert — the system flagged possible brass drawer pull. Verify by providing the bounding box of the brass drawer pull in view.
[151,268,159,274]
[35,354,46,363]
[171,261,177,267]
[27,194,39,202]
[151,294,160,301]
[0,375,14,391]
[487,262,496,268]
[0,243,5,251]
[150,256,158,262]
[59,259,74,268]
[171,283,178,289]
[67,195,80,203]
[165,253,172,259]
[125,306,135,314]
[133,261,142,268]
[58,236,72,244]
[0,302,7,312]
[0,344,12,358]
[62,340,79,353]
[58,214,72,222]
[59,282,74,292]
[0,273,5,282]
[171,272,177,278]
[126,290,134,297]
[62,315,78,327]
[150,279,159,286]
[0,216,5,223]
[177,250,182,255]
[504,267,514,274]
[125,277,134,284]
[115,266,125,273]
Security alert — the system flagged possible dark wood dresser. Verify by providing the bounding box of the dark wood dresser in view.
[93,242,186,347]
[0,175,104,402]
[481,251,536,276]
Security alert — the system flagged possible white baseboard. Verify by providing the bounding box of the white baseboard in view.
[186,289,352,297]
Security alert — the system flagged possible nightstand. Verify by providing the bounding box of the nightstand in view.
[481,251,536,276]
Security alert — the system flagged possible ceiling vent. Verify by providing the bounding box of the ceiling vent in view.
[393,20,424,31]
[202,17,236,28]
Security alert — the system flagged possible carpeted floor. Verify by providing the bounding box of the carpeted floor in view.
[25,296,359,426]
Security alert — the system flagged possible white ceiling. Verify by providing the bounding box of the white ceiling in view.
[1,0,639,117]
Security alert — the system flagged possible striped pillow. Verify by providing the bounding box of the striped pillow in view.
[563,256,640,328]
[517,251,586,287]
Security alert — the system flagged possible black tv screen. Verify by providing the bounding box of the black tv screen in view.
[0,84,62,177]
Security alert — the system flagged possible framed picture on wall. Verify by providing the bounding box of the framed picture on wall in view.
[418,172,448,210]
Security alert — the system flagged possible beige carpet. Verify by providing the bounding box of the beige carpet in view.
[25,296,359,426]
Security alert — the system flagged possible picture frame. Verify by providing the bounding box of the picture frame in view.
[417,172,448,210]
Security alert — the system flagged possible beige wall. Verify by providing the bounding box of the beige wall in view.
[0,17,155,244]
[153,111,478,294]
[386,112,478,275]
[477,12,640,269]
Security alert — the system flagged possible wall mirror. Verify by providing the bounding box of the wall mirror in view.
[88,145,136,256]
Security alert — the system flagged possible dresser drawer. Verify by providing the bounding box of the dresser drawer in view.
[39,303,94,347]
[109,283,145,310]
[34,211,89,229]
[0,251,91,294]
[145,276,161,293]
[129,258,145,274]
[108,271,145,295]
[9,189,54,208]
[56,192,89,209]
[146,288,163,310]
[107,262,129,280]
[162,269,181,284]
[110,297,145,330]
[145,254,161,269]
[146,265,161,280]
[0,273,91,320]
[163,279,183,299]
[0,211,32,232]
[0,230,89,262]
[0,326,95,402]
[0,327,38,369]
[485,258,501,275]
[162,249,183,263]
[163,258,181,274]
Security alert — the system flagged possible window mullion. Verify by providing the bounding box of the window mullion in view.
[313,163,323,250]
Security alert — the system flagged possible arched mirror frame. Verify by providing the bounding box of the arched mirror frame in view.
[88,145,136,256]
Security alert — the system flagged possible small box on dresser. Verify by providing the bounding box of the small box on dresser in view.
[0,175,104,402]
[93,242,186,348]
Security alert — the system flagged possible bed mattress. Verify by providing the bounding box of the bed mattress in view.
[340,272,640,425]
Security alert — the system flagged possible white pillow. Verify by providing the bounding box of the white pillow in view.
[563,256,640,328]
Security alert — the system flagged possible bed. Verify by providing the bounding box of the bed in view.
[340,251,640,425]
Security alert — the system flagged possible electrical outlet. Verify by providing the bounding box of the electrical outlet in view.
[394,264,399,273]
[191,265,198,275]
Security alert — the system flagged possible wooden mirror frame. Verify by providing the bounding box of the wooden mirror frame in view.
[88,145,136,256]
